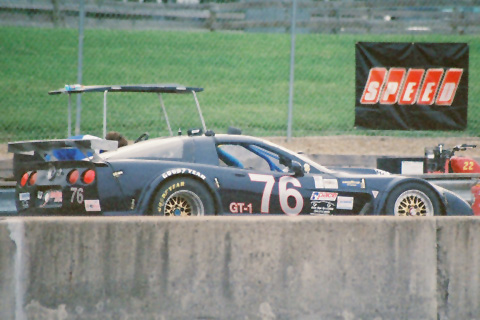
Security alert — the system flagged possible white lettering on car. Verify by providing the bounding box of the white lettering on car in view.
[162,168,206,180]
[229,202,253,214]
[249,173,303,216]
[70,187,84,204]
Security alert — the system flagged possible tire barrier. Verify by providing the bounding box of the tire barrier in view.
[0,216,479,320]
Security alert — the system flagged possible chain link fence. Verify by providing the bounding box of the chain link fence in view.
[1,0,480,142]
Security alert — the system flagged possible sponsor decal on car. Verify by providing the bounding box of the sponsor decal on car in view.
[19,192,30,201]
[85,199,101,212]
[313,175,324,189]
[311,192,338,201]
[324,179,338,189]
[337,196,354,210]
[312,176,339,190]
[45,190,62,203]
[361,67,463,106]
[340,179,365,189]
[19,192,30,209]
[38,190,63,208]
[311,200,335,215]
[162,168,206,180]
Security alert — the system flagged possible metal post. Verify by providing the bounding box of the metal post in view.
[68,94,72,137]
[103,90,108,138]
[75,0,85,135]
[192,91,207,133]
[287,0,297,142]
[158,93,173,136]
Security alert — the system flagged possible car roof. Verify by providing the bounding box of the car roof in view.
[100,135,220,165]
[214,134,268,144]
[102,133,333,173]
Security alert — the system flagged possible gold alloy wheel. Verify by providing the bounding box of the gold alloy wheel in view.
[163,190,205,216]
[393,190,434,216]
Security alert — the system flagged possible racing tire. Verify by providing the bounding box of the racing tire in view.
[151,177,215,216]
[385,182,442,216]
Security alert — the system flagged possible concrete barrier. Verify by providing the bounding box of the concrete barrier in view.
[0,216,478,320]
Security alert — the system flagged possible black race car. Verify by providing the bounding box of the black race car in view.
[8,84,472,217]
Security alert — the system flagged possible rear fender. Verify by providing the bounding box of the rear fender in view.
[135,167,222,214]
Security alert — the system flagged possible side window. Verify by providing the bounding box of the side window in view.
[216,143,289,172]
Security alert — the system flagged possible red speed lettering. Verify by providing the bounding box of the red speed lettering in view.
[436,69,463,105]
[398,69,425,105]
[416,69,443,105]
[361,67,387,104]
[361,67,463,106]
[379,68,405,104]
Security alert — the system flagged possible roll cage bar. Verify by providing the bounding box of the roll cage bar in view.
[49,84,206,138]
[216,143,284,172]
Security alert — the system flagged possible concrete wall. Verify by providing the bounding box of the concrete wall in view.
[0,216,478,320]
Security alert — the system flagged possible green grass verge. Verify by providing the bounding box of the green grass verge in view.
[0,26,479,142]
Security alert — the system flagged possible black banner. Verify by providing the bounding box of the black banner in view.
[355,42,469,130]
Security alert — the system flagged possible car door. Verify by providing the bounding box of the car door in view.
[212,141,320,215]
[307,174,373,215]
[213,141,371,215]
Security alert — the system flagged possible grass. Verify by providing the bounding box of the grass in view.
[0,26,479,142]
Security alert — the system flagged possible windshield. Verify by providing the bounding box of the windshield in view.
[261,139,335,174]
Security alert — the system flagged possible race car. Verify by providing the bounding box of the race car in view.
[8,84,472,216]
[9,132,474,216]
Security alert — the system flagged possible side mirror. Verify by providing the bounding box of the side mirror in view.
[290,161,304,177]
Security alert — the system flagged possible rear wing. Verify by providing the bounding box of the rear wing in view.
[8,139,118,161]
[48,84,204,95]
[49,84,206,138]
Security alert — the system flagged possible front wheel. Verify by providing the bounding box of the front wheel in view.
[385,183,442,216]
[151,177,214,216]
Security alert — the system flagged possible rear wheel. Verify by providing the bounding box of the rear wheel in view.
[152,177,214,216]
[385,183,442,216]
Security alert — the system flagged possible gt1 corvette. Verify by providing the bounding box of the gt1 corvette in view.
[8,84,472,217]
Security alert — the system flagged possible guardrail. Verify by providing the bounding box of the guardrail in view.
[0,158,13,188]
[409,173,480,205]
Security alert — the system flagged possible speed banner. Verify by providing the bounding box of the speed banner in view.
[355,42,469,130]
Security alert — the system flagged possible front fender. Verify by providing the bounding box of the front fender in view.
[372,176,448,215]
[370,175,417,214]
[432,185,473,216]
